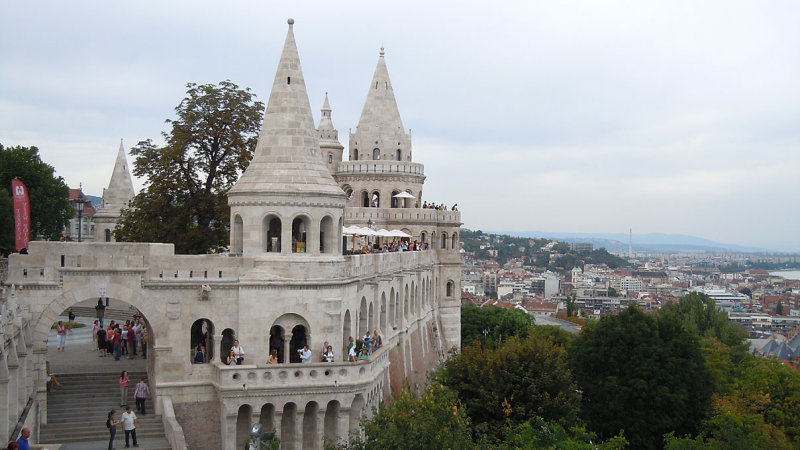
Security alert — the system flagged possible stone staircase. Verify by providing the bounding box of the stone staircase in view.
[40,371,171,449]
[68,305,140,324]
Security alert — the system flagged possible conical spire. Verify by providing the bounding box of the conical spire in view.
[356,47,405,134]
[229,19,343,198]
[318,92,338,142]
[97,139,135,215]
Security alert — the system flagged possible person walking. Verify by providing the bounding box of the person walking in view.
[56,320,67,352]
[134,379,151,415]
[127,325,136,359]
[107,410,120,450]
[119,371,130,406]
[121,405,138,447]
[113,326,122,361]
[67,308,76,332]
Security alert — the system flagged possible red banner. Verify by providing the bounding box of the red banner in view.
[12,179,30,251]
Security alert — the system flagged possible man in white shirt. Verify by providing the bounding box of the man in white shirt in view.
[231,340,245,365]
[298,345,312,363]
[121,405,138,447]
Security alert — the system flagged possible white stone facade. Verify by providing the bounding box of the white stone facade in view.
[5,19,461,450]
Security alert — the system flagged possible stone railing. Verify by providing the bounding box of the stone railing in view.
[344,207,460,225]
[344,250,434,278]
[160,396,188,450]
[336,161,424,176]
[214,346,390,392]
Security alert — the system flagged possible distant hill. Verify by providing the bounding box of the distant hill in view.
[494,231,768,253]
[85,194,102,209]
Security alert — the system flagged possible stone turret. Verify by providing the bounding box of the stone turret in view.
[318,93,343,174]
[228,19,346,258]
[94,140,136,242]
[349,48,412,163]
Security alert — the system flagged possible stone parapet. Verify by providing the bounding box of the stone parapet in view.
[336,161,424,176]
[344,207,460,226]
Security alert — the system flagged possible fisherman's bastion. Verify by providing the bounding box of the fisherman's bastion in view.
[0,19,461,449]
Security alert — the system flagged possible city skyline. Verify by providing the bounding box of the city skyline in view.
[1,1,798,251]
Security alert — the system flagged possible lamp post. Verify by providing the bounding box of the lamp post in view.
[75,193,86,242]
[247,423,276,450]
[366,218,374,248]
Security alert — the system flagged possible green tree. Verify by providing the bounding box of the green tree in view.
[608,287,618,297]
[336,381,475,450]
[0,144,72,252]
[566,293,578,317]
[658,293,748,363]
[115,81,264,254]
[503,419,628,450]
[460,305,533,349]
[442,334,581,443]
[775,301,783,315]
[568,306,713,449]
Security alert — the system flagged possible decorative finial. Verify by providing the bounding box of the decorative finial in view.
[380,47,385,57]
[287,18,294,26]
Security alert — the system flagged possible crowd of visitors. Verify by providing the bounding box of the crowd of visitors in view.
[94,313,148,361]
[421,201,457,211]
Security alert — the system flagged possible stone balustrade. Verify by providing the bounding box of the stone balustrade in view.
[344,207,460,225]
[214,347,390,392]
[336,161,424,176]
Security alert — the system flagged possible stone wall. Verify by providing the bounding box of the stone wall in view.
[173,400,221,450]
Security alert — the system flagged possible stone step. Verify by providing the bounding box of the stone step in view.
[42,370,170,446]
[67,305,141,322]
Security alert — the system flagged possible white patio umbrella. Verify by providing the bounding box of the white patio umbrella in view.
[392,191,416,199]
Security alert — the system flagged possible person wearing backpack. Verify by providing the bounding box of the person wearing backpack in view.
[107,410,120,450]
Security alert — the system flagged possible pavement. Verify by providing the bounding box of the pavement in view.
[47,298,147,374]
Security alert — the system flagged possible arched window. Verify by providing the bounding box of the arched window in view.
[263,215,281,253]
[396,149,402,161]
[269,326,285,363]
[220,328,236,363]
[373,148,380,160]
[420,232,427,244]
[289,325,308,363]
[371,192,380,208]
[446,281,454,297]
[320,216,334,253]
[353,150,359,160]
[328,153,333,164]
[391,190,399,208]
[233,215,243,254]
[358,297,368,335]
[441,232,448,249]
[292,216,310,253]
[361,191,370,207]
[451,232,458,251]
[190,319,214,363]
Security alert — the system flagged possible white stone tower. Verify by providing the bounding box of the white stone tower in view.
[318,93,344,174]
[93,139,136,242]
[228,19,347,258]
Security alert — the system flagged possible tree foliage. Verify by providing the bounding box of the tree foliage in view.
[460,305,533,349]
[442,334,581,443]
[0,144,72,252]
[335,381,475,450]
[503,419,628,450]
[568,306,713,449]
[115,81,264,254]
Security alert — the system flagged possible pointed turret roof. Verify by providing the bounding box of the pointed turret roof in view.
[95,139,135,217]
[356,47,405,134]
[229,19,343,198]
[318,93,334,132]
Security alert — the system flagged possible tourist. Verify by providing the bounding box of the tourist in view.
[372,330,382,351]
[107,410,120,450]
[193,345,205,363]
[141,329,148,359]
[127,325,136,359]
[121,405,138,448]
[46,361,61,391]
[134,379,151,415]
[92,320,100,346]
[320,341,329,362]
[119,371,130,406]
[347,337,356,362]
[67,308,76,332]
[267,349,278,364]
[15,428,29,450]
[97,325,107,357]
[298,345,312,363]
[231,340,245,365]
[324,345,334,362]
[226,350,237,366]
[6,441,19,450]
[55,320,67,352]
[120,323,128,356]
[113,326,122,360]
[95,298,106,327]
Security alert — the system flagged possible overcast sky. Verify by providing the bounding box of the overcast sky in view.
[2,1,798,251]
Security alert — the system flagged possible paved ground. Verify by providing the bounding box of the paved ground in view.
[46,298,147,375]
